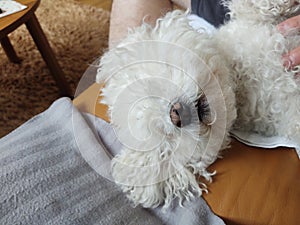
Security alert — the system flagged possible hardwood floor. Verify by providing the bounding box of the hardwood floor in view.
[75,0,112,11]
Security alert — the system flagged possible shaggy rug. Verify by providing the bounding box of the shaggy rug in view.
[0,0,110,137]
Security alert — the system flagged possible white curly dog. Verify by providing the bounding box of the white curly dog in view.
[96,0,300,209]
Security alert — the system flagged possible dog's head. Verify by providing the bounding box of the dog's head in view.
[96,11,236,208]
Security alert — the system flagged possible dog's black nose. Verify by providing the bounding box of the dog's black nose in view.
[170,102,192,127]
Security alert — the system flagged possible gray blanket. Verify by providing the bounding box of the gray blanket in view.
[0,98,225,225]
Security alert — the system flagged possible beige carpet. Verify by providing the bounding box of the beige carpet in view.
[0,0,110,137]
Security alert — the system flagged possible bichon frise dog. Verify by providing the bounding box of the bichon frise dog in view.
[96,0,300,209]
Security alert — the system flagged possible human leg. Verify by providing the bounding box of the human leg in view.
[109,0,173,48]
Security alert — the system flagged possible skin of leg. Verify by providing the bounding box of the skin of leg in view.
[109,0,174,49]
[172,0,191,9]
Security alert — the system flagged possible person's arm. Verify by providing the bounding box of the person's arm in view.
[172,0,191,9]
[109,0,173,49]
[277,15,300,68]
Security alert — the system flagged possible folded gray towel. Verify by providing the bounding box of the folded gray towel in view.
[0,97,225,225]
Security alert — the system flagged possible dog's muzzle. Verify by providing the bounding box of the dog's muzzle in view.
[170,94,211,128]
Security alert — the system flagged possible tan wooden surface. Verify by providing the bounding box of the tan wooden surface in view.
[73,83,109,121]
[73,82,300,225]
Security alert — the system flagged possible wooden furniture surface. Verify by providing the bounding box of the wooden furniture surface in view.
[0,0,38,37]
[0,0,71,96]
[73,83,109,122]
[74,83,300,225]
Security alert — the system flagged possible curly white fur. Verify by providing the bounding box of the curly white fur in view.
[96,0,300,209]
[218,0,300,143]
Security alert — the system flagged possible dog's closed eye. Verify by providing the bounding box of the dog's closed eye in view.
[196,94,212,125]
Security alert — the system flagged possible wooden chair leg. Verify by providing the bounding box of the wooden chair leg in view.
[25,14,72,97]
[1,36,21,63]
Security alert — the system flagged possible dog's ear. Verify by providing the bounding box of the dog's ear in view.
[111,146,209,209]
[110,148,166,208]
[96,50,116,84]
[95,70,107,84]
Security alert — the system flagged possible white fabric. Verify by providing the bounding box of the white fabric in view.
[230,129,300,149]
[0,97,225,225]
[188,14,216,35]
